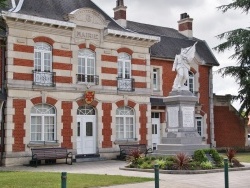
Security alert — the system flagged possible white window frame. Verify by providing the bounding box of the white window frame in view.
[116,106,135,140]
[185,71,195,93]
[30,104,56,142]
[78,49,96,83]
[118,53,131,79]
[153,68,160,91]
[34,42,52,72]
[77,105,95,115]
[195,116,203,137]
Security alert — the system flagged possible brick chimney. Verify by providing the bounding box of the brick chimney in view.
[113,0,127,28]
[178,13,193,38]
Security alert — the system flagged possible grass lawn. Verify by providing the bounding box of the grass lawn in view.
[234,153,250,163]
[220,152,250,163]
[0,171,153,188]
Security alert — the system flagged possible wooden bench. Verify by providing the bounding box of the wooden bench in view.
[31,147,72,167]
[118,144,153,160]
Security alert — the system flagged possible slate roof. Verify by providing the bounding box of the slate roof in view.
[2,0,219,66]
[2,0,126,31]
[126,21,219,66]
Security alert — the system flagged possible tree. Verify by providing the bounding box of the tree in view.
[214,0,250,117]
[0,0,7,9]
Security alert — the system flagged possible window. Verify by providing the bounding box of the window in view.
[118,53,131,79]
[34,43,52,72]
[195,116,203,136]
[184,71,194,93]
[151,112,160,118]
[116,106,135,139]
[30,104,56,142]
[33,42,54,86]
[117,53,134,91]
[77,49,96,83]
[77,105,95,115]
[153,68,160,91]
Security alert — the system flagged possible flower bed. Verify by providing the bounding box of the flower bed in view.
[125,148,244,171]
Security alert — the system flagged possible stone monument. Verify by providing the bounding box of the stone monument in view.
[156,42,209,156]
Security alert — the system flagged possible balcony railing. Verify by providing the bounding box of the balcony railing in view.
[33,70,55,87]
[117,77,135,92]
[76,74,99,85]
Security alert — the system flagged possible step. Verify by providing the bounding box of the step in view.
[157,144,209,151]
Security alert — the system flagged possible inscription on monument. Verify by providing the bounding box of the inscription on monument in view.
[167,107,179,128]
[182,106,194,128]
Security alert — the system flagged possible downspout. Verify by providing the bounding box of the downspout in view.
[0,36,6,166]
[209,67,215,148]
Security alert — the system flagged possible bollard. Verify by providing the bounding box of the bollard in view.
[154,164,159,188]
[61,172,67,188]
[224,158,229,188]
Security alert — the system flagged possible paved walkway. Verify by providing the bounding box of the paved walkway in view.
[1,160,250,188]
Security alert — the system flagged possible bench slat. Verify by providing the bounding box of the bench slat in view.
[31,147,72,167]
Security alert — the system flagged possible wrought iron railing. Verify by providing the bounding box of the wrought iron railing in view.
[117,77,135,92]
[33,70,55,87]
[76,74,99,85]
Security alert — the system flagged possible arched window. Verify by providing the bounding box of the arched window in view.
[77,49,96,83]
[118,53,131,79]
[30,104,56,142]
[33,42,54,86]
[77,105,95,115]
[34,42,52,72]
[116,106,135,139]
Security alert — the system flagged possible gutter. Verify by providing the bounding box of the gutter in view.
[0,34,6,166]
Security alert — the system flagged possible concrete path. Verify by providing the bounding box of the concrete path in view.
[1,160,250,188]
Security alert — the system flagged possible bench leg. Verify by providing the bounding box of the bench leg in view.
[66,157,72,165]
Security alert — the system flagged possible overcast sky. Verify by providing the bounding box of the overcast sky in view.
[92,0,249,109]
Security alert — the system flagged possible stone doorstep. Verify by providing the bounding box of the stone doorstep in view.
[119,166,250,174]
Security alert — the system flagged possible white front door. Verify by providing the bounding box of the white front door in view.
[152,114,160,150]
[76,115,96,155]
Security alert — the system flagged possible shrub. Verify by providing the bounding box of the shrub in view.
[126,149,143,168]
[200,161,213,169]
[173,152,190,170]
[155,159,166,169]
[188,161,200,170]
[165,160,174,170]
[139,161,153,169]
[193,150,208,163]
[226,148,237,163]
[209,149,223,164]
[165,156,175,162]
[203,148,223,165]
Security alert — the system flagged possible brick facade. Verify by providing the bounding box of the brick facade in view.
[12,99,26,152]
[102,103,112,148]
[199,66,211,143]
[139,104,148,144]
[61,101,73,149]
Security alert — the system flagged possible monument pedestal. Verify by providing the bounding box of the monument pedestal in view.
[155,90,209,156]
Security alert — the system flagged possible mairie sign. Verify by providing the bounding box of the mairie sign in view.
[85,91,95,104]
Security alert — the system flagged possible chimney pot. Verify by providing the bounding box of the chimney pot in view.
[178,13,193,38]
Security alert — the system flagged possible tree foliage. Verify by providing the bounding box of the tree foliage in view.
[214,0,250,117]
[0,0,7,9]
